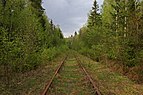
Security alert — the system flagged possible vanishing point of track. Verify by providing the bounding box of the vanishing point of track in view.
[41,55,102,95]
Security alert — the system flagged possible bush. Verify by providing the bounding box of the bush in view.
[41,45,69,63]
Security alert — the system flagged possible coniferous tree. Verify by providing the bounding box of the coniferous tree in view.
[88,0,101,27]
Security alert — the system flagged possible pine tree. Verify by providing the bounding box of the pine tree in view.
[88,0,101,27]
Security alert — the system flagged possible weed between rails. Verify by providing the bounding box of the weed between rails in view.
[48,57,95,95]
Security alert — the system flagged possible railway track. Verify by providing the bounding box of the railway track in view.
[41,55,102,95]
[75,56,102,95]
[41,56,67,95]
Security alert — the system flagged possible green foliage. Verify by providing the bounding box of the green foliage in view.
[41,48,58,62]
[0,0,65,73]
[41,45,69,62]
[72,0,143,69]
[102,0,115,26]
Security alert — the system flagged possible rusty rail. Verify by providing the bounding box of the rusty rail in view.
[41,55,101,95]
[75,56,102,95]
[41,56,67,95]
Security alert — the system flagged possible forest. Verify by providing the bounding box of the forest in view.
[71,0,143,83]
[0,0,68,86]
[0,0,143,95]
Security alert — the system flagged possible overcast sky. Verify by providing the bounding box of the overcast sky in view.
[42,0,104,37]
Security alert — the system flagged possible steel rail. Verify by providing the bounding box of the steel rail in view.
[75,56,102,95]
[41,56,67,95]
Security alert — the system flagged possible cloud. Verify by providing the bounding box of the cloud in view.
[42,0,103,37]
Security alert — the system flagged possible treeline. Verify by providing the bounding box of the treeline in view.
[71,0,143,82]
[0,0,67,73]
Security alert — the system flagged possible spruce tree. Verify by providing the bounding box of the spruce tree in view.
[88,0,101,27]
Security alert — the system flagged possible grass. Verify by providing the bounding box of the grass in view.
[48,54,95,95]
[78,54,143,95]
[1,51,142,95]
[0,54,66,95]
